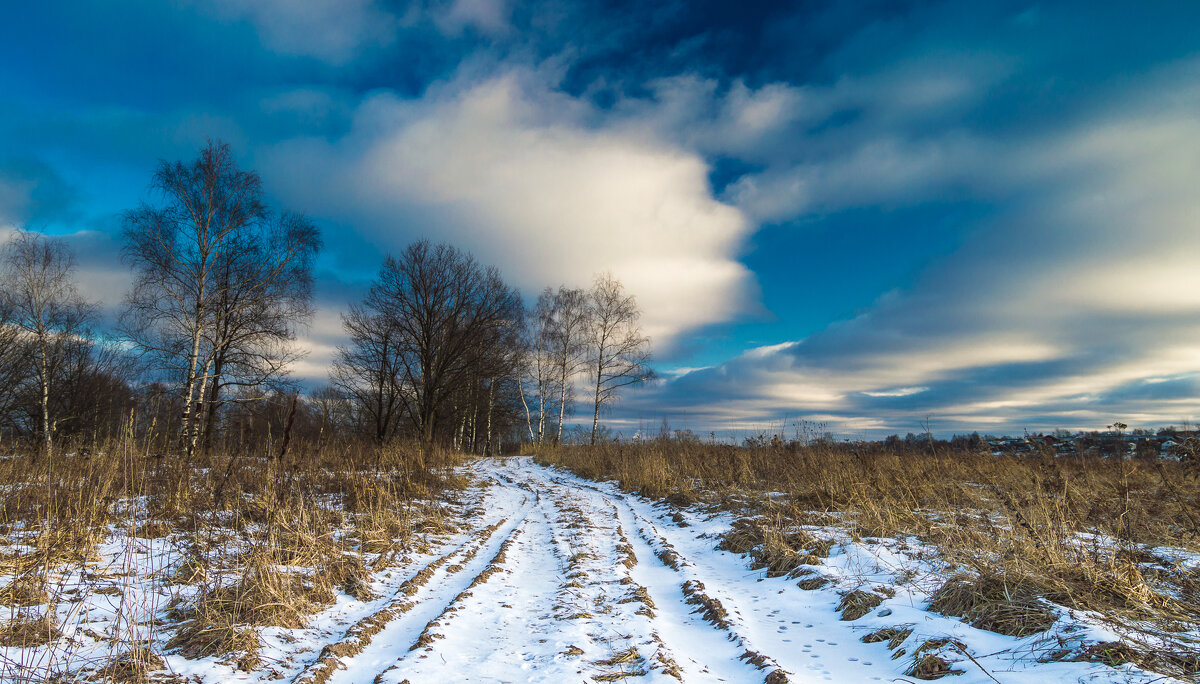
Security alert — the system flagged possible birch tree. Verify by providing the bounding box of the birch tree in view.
[0,231,96,457]
[197,211,320,450]
[547,286,591,444]
[516,288,559,444]
[122,140,316,458]
[586,273,654,445]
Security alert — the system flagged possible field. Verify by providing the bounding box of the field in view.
[0,437,1198,683]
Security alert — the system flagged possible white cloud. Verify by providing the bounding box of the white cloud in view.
[264,70,758,348]
[628,60,1200,436]
[862,386,928,398]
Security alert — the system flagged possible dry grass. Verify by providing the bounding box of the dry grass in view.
[90,646,167,684]
[593,647,649,681]
[536,439,1200,680]
[928,574,1057,636]
[0,578,49,607]
[0,611,61,648]
[837,589,884,621]
[0,433,470,682]
[681,579,731,630]
[862,626,913,650]
[717,517,830,577]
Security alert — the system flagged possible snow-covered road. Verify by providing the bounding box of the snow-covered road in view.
[2,457,1175,683]
[282,457,1140,684]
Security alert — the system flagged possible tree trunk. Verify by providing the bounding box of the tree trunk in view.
[202,376,222,453]
[591,371,602,445]
[557,360,569,445]
[485,378,495,457]
[470,402,478,454]
[590,339,605,445]
[536,388,546,444]
[517,370,535,443]
[535,352,547,444]
[189,356,214,459]
[180,318,204,460]
[418,412,434,472]
[39,340,51,458]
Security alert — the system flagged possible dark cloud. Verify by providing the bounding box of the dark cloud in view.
[0,159,78,226]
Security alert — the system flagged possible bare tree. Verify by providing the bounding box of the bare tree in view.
[330,304,405,445]
[0,230,96,456]
[121,140,318,458]
[198,211,320,450]
[0,285,33,440]
[547,286,591,444]
[586,273,654,445]
[516,288,559,444]
[366,241,522,464]
[476,310,524,456]
[309,385,352,449]
[46,339,137,447]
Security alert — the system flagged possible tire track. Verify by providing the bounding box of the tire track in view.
[528,463,791,683]
[372,521,529,683]
[291,515,513,684]
[312,492,535,684]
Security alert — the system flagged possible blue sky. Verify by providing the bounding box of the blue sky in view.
[3,1,1200,437]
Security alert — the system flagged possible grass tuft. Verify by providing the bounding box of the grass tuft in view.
[928,573,1057,637]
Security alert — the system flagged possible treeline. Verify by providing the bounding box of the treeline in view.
[0,140,653,458]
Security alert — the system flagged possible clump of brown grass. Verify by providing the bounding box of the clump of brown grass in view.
[764,668,789,684]
[862,626,913,650]
[905,639,965,680]
[620,585,656,616]
[837,589,884,621]
[90,646,167,684]
[797,576,829,591]
[164,562,330,668]
[1080,638,1200,672]
[0,577,48,607]
[655,545,681,570]
[929,573,1057,637]
[0,610,62,648]
[716,517,828,577]
[593,647,649,681]
[681,579,731,630]
[907,654,962,680]
[1070,641,1200,680]
[166,610,261,670]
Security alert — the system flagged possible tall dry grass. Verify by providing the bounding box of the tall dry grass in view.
[0,429,468,683]
[535,439,1200,678]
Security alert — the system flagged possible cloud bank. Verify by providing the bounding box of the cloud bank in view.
[629,58,1200,436]
[264,69,758,348]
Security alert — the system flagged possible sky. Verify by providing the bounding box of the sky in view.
[3,1,1200,438]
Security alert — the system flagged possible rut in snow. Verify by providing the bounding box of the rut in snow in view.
[291,458,1147,684]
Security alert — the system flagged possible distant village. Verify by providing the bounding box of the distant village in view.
[640,422,1200,462]
[959,427,1199,460]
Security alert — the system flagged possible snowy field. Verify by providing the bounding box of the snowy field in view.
[1,456,1188,683]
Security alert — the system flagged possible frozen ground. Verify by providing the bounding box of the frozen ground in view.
[1,457,1185,683]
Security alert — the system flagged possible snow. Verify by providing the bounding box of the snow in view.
[2,456,1189,683]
